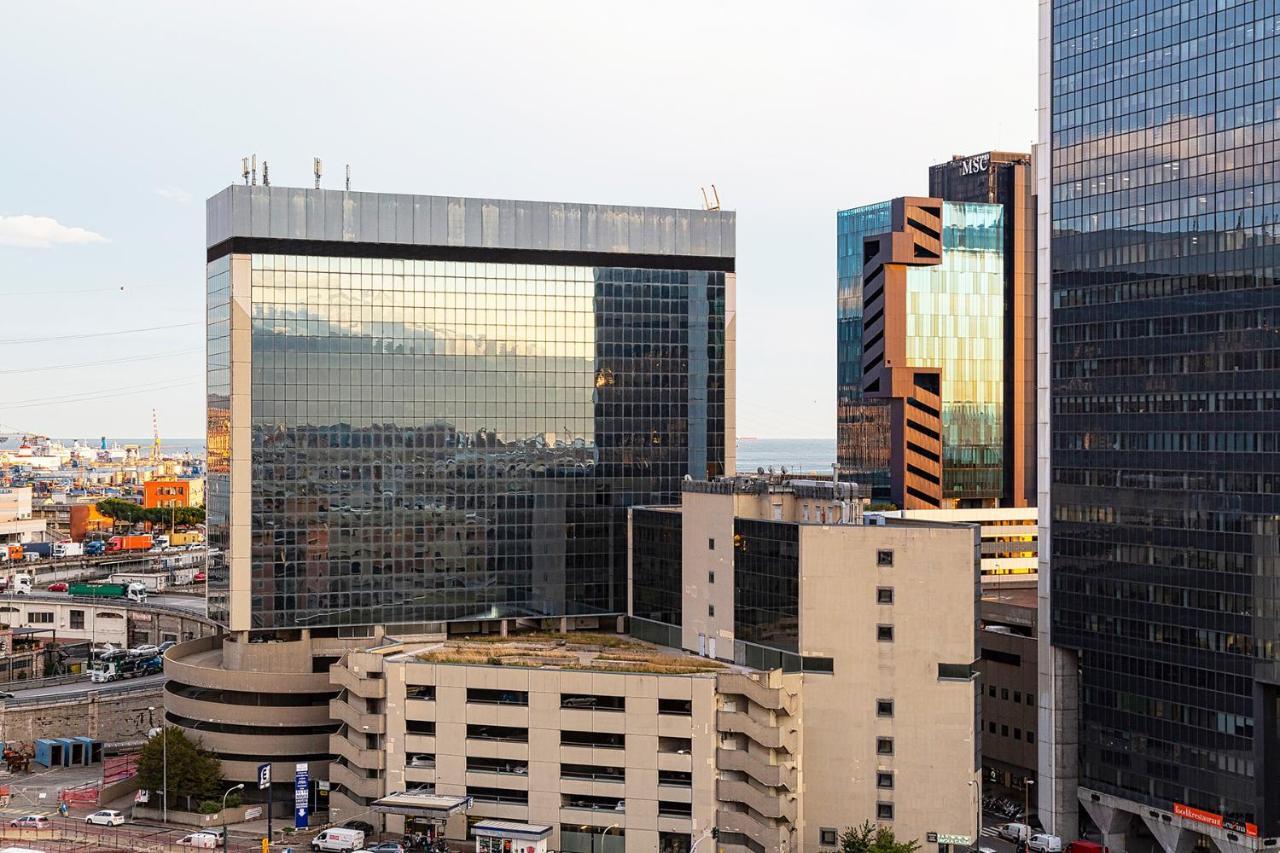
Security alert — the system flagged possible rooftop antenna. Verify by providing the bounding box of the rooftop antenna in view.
[241,157,251,186]
[700,184,721,211]
[345,164,351,191]
[314,157,323,189]
[251,154,258,186]
[262,160,270,187]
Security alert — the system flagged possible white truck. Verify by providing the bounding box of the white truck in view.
[108,572,170,592]
[0,575,33,595]
[53,541,84,558]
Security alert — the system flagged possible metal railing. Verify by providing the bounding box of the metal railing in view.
[4,679,162,707]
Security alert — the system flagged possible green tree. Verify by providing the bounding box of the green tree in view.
[136,727,223,812]
[94,499,205,530]
[840,821,922,853]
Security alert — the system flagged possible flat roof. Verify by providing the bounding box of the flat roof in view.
[207,185,735,263]
[372,792,472,818]
[982,585,1037,610]
[395,631,732,676]
[473,820,553,840]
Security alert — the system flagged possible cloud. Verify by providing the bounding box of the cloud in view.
[0,215,107,248]
[154,186,193,204]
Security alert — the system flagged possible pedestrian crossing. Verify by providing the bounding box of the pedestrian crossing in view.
[980,827,1001,838]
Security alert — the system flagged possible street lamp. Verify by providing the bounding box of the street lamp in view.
[600,823,619,853]
[1024,778,1035,825]
[221,783,244,850]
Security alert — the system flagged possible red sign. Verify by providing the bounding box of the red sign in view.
[1174,804,1258,838]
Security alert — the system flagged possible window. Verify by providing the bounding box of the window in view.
[876,737,894,755]
[877,549,894,567]
[658,698,692,716]
[562,694,625,711]
[1001,725,1009,737]
[1013,690,1022,703]
[1027,731,1035,744]
[1026,693,1034,706]
[988,721,996,734]
[708,538,715,550]
[876,771,894,789]
[821,829,839,845]
[877,624,894,642]
[988,685,996,698]
[708,604,716,617]
[1014,728,1022,741]
[406,685,436,701]
[406,720,436,735]
[27,611,53,624]
[563,730,625,749]
[467,688,528,706]
[876,699,894,717]
[69,610,84,630]
[876,802,894,820]
[708,570,715,584]
[1001,688,1009,700]
[938,663,972,680]
[468,724,528,743]
[876,587,894,604]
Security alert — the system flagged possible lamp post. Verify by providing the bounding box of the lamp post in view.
[221,783,244,850]
[1024,778,1035,824]
[600,823,619,853]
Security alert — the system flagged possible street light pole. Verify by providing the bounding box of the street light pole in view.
[1024,778,1035,825]
[221,783,244,850]
[600,823,619,853]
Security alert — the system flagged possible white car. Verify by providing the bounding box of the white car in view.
[177,831,220,848]
[1028,834,1064,853]
[998,823,1031,843]
[85,809,125,826]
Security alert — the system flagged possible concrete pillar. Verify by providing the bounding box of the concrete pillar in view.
[87,690,100,739]
[499,620,508,638]
[1081,799,1133,853]
[559,616,568,634]
[1140,815,1195,853]
[1209,835,1258,853]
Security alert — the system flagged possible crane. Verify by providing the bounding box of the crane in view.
[152,409,161,463]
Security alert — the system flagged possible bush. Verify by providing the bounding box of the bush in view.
[197,801,220,814]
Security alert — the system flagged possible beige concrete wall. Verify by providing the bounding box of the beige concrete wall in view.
[378,658,718,850]
[679,492,736,658]
[796,522,979,849]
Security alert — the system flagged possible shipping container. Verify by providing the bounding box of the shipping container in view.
[107,572,168,592]
[53,542,83,558]
[168,531,203,547]
[106,535,151,553]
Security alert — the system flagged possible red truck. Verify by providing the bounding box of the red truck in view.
[106,534,153,553]
[1067,842,1108,853]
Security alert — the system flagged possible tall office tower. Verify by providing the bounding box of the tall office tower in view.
[837,197,1006,508]
[930,152,1037,507]
[1041,0,1280,845]
[178,186,734,800]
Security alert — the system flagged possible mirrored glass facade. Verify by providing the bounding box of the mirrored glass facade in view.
[630,508,683,630]
[207,244,728,631]
[733,518,799,654]
[837,200,1006,503]
[1050,0,1280,831]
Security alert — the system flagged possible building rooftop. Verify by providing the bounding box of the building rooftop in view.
[206,184,735,261]
[390,631,729,676]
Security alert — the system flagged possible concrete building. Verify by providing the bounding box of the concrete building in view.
[169,184,736,820]
[0,487,44,545]
[869,506,1037,585]
[979,585,1037,801]
[632,476,981,851]
[31,499,111,543]
[143,478,199,509]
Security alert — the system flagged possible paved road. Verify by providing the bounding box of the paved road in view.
[147,592,206,613]
[2,671,166,699]
[978,814,1020,853]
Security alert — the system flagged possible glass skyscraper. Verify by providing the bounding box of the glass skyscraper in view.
[837,199,1006,505]
[206,186,734,632]
[1045,0,1280,839]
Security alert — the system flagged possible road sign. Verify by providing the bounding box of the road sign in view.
[258,763,271,790]
[294,762,309,829]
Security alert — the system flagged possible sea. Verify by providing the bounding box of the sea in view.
[0,437,207,456]
[735,437,835,474]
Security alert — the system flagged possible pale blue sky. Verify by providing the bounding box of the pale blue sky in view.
[0,1,1035,439]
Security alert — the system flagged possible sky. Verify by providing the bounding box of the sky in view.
[0,1,1036,440]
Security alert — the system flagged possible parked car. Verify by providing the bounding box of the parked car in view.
[159,640,177,654]
[85,809,125,826]
[0,691,15,700]
[46,582,68,592]
[132,644,160,658]
[999,823,1032,843]
[176,831,220,848]
[193,571,207,582]
[8,815,51,829]
[358,844,406,853]
[343,820,376,835]
[1029,834,1064,853]
[406,754,434,768]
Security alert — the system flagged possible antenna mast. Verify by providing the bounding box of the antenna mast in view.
[700,184,721,211]
[262,161,270,187]
[151,409,161,463]
[314,158,323,189]
[345,164,351,191]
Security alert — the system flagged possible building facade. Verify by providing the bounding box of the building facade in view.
[172,185,735,813]
[979,585,1037,799]
[1041,0,1280,845]
[930,152,1038,508]
[869,506,1037,585]
[142,479,192,509]
[631,476,981,851]
[837,198,1007,508]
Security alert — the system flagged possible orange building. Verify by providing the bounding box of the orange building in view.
[143,480,191,509]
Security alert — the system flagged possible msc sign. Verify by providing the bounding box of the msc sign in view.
[959,154,991,175]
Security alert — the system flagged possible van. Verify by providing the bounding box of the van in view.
[1029,834,1064,853]
[310,827,365,852]
[176,832,219,848]
[998,823,1032,843]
